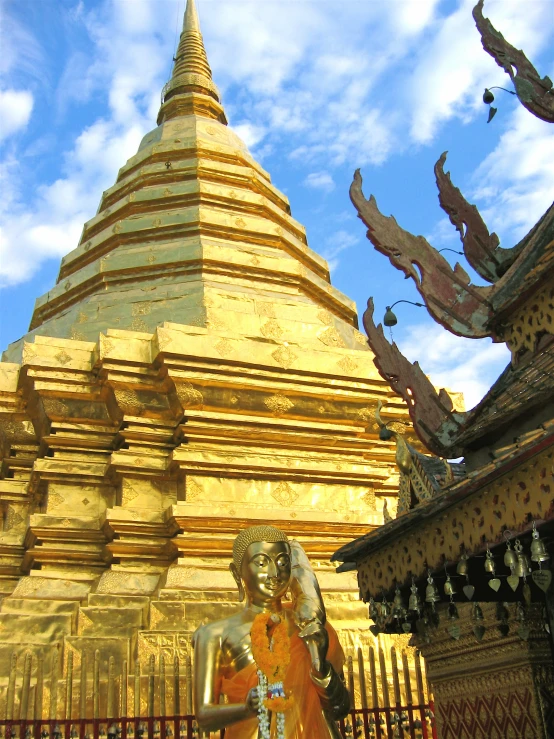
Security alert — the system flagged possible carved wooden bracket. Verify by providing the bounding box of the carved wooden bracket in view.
[350,169,494,339]
[473,0,554,123]
[362,297,465,458]
[434,152,521,282]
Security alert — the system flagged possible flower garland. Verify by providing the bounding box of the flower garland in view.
[251,612,293,739]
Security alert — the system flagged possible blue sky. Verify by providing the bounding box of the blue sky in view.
[1,0,553,410]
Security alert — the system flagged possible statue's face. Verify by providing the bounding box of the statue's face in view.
[241,540,291,603]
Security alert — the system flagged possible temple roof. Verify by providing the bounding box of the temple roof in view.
[3,0,365,364]
[333,419,554,596]
[450,337,554,448]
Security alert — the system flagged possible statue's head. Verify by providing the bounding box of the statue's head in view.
[230,525,291,605]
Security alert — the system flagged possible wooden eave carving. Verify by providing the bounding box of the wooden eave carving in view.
[362,298,465,458]
[473,0,554,124]
[350,167,495,339]
[434,152,523,282]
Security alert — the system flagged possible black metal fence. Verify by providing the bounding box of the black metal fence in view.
[0,645,437,739]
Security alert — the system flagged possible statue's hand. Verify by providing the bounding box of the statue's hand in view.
[245,686,260,716]
[298,620,330,678]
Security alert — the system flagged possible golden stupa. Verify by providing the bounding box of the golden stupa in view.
[0,0,412,718]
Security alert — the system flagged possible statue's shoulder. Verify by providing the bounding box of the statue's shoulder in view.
[192,612,243,648]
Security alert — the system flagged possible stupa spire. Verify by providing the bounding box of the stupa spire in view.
[157,0,226,124]
[172,0,211,80]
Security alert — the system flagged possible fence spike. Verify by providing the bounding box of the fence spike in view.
[49,645,60,720]
[121,660,128,718]
[20,652,32,721]
[173,656,180,717]
[107,655,115,719]
[378,646,390,708]
[134,660,141,718]
[147,655,155,718]
[368,646,379,709]
[6,652,17,721]
[414,650,425,705]
[80,652,87,720]
[160,655,166,718]
[357,647,368,709]
[93,650,100,720]
[347,655,355,709]
[65,651,74,720]
[390,646,401,706]
[35,653,44,722]
[402,650,413,706]
[185,656,193,716]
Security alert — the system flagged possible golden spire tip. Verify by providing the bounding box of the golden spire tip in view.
[183,0,201,33]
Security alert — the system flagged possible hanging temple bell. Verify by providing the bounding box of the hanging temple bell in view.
[531,523,550,564]
[504,540,518,569]
[425,573,440,603]
[514,539,532,578]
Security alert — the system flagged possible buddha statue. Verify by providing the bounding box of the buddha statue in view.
[193,525,350,738]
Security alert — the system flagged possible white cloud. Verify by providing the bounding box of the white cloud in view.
[472,107,554,242]
[0,117,148,287]
[394,0,442,35]
[231,122,267,150]
[408,0,553,143]
[321,230,359,272]
[0,0,169,287]
[0,89,34,142]
[0,0,552,290]
[397,322,511,411]
[304,171,335,192]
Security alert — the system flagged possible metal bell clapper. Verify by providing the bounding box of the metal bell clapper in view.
[530,521,550,564]
[514,539,531,579]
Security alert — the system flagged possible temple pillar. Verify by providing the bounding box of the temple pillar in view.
[415,602,554,739]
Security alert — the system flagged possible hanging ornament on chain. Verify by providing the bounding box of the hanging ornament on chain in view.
[530,521,552,594]
[369,596,378,622]
[379,594,391,621]
[425,571,440,608]
[392,586,410,634]
[504,532,520,593]
[472,602,486,642]
[485,546,501,592]
[369,596,381,636]
[457,553,474,600]
[515,601,530,641]
[496,601,510,638]
[514,539,531,580]
[444,567,460,639]
[408,579,422,617]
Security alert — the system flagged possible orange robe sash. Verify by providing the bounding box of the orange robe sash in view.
[221,623,344,739]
